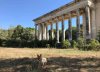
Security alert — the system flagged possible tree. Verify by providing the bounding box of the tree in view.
[0,29,8,40]
[7,27,15,40]
[12,25,24,40]
[21,28,34,41]
[11,25,35,47]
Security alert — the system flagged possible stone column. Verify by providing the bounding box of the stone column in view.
[91,9,96,39]
[38,24,42,40]
[62,16,65,41]
[83,14,86,39]
[76,10,80,39]
[41,24,43,40]
[42,23,46,40]
[46,25,48,40]
[68,17,72,41]
[85,6,91,39]
[51,23,53,40]
[56,19,59,43]
[47,30,49,40]
[35,24,37,40]
[44,24,46,40]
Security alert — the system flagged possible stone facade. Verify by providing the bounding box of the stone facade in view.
[33,0,100,42]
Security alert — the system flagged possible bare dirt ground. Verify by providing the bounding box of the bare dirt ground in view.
[0,47,100,72]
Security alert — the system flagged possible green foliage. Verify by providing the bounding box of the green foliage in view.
[11,25,24,40]
[0,29,8,40]
[77,38,85,50]
[0,24,100,51]
[61,40,71,49]
[11,25,34,41]
[46,44,50,48]
[5,39,20,47]
[71,40,77,48]
[77,39,100,51]
[0,39,2,46]
[88,39,100,51]
[0,25,35,47]
[8,25,34,47]
[48,39,56,47]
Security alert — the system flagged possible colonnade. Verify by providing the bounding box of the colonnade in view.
[35,5,94,43]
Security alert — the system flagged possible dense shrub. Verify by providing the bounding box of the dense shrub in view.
[41,40,48,47]
[0,39,2,46]
[77,38,85,50]
[56,43,62,48]
[61,40,71,49]
[48,39,56,47]
[82,45,91,51]
[77,39,100,51]
[88,39,100,51]
[71,40,77,48]
[0,39,7,47]
[95,45,100,51]
[5,39,20,47]
[0,39,56,48]
[46,44,50,48]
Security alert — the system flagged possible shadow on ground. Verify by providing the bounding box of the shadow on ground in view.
[0,57,100,72]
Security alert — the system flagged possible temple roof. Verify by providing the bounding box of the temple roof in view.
[33,0,81,21]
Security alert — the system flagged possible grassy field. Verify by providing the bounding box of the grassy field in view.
[0,47,100,59]
[0,47,100,72]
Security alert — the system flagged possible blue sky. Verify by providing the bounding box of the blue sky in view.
[0,0,83,30]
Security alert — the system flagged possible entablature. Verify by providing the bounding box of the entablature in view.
[33,0,94,25]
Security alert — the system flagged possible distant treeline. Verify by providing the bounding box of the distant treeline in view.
[0,25,100,51]
[0,25,35,47]
[0,24,83,48]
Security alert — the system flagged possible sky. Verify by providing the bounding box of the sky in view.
[0,0,82,30]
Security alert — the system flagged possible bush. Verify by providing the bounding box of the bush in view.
[71,40,77,48]
[56,43,62,48]
[5,39,21,47]
[61,40,71,49]
[41,40,48,47]
[0,39,2,46]
[95,45,100,51]
[88,39,100,51]
[77,39,100,51]
[82,44,91,51]
[48,39,56,48]
[77,38,85,50]
[46,44,50,48]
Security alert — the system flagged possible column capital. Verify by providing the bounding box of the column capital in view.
[49,18,55,23]
[41,22,45,24]
[68,13,72,18]
[55,17,59,21]
[76,9,80,15]
[61,15,65,20]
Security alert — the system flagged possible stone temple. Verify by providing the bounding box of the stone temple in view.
[33,0,100,43]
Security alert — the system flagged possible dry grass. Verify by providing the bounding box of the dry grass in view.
[0,47,100,59]
[0,47,100,72]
